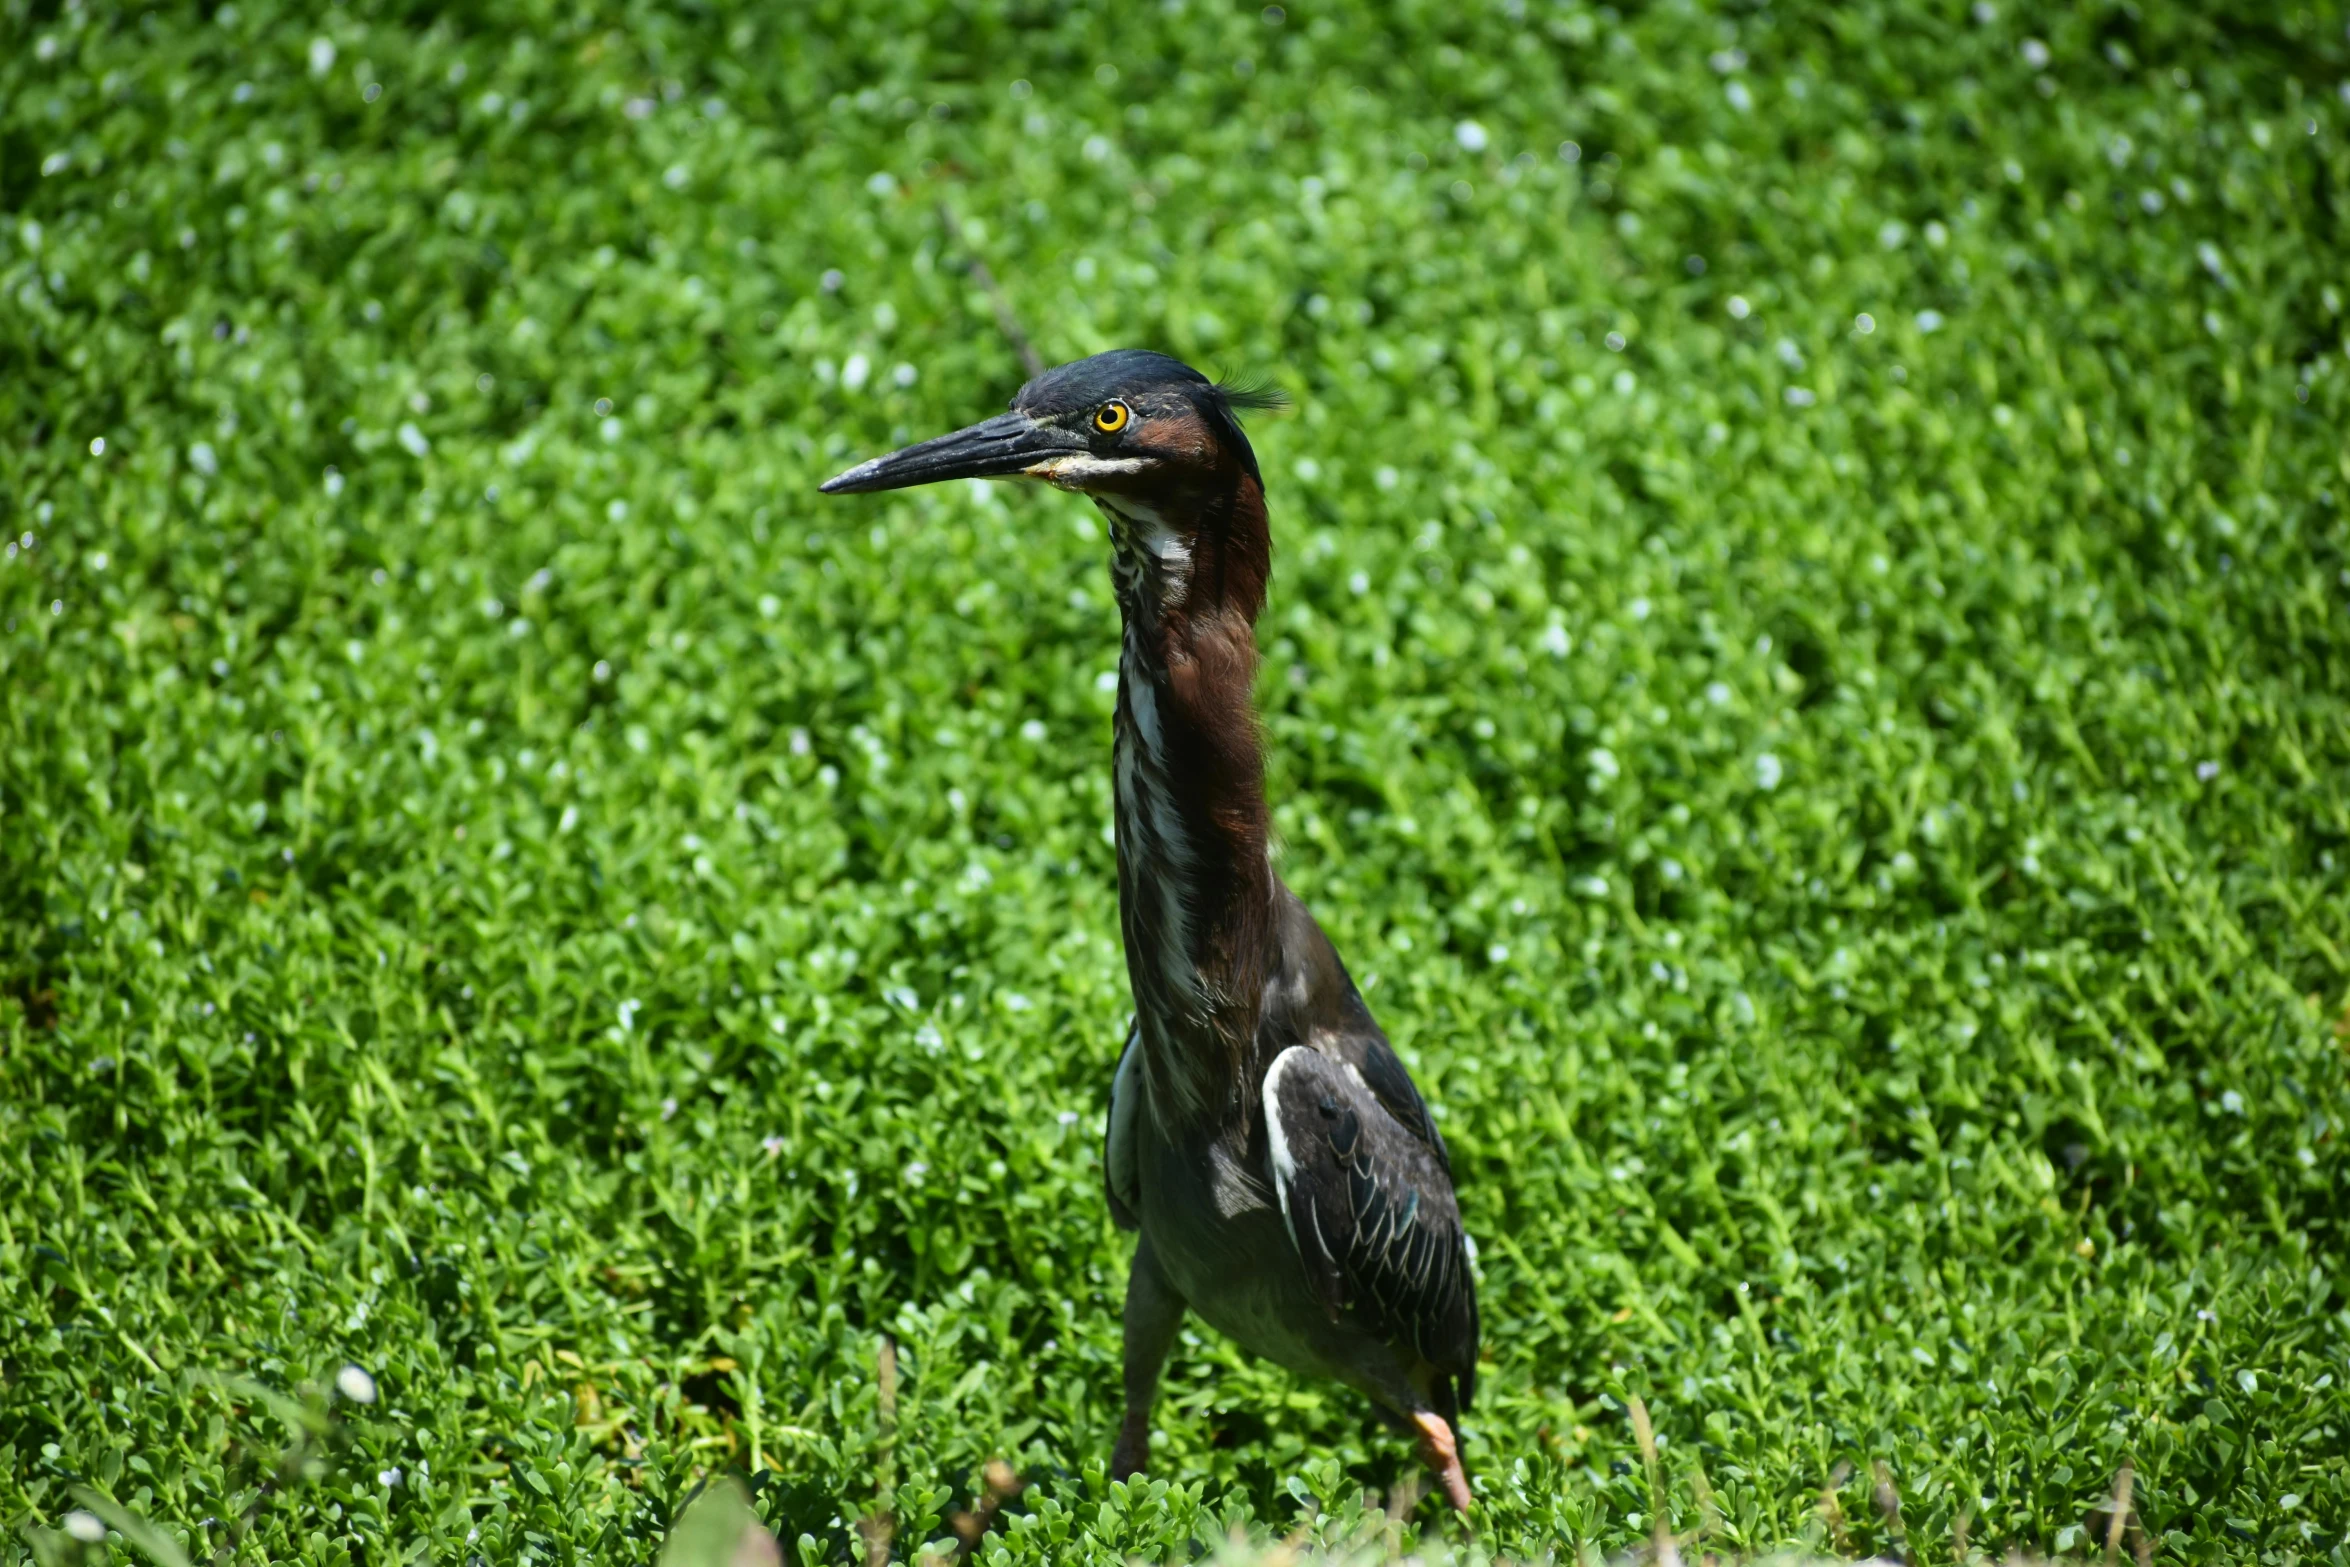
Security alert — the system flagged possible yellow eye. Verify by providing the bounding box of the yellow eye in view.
[1092,400,1132,434]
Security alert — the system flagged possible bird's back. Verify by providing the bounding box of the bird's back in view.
[1108,881,1479,1417]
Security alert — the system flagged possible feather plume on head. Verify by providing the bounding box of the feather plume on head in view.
[1211,374,1291,416]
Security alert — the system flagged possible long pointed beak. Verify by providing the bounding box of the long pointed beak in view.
[818,412,1084,495]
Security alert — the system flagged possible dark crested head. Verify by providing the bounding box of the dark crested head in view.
[1007,349,1213,419]
[819,349,1281,497]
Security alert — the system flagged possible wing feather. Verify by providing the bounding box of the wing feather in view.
[1260,1045,1480,1403]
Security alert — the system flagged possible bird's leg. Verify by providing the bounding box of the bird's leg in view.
[1111,1239,1185,1482]
[1409,1411,1473,1513]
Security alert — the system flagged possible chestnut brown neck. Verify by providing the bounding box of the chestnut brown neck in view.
[1100,469,1275,1120]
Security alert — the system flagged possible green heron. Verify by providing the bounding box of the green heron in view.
[821,350,1479,1511]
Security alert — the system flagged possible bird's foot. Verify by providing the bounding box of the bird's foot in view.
[1110,1411,1150,1483]
[1410,1412,1473,1513]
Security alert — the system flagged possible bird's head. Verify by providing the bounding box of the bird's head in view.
[819,349,1280,514]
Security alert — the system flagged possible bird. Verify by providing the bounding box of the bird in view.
[821,350,1480,1512]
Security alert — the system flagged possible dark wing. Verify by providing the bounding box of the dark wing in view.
[1349,1029,1450,1173]
[1262,885,1450,1171]
[1262,1045,1480,1406]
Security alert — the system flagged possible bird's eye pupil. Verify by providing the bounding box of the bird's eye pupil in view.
[1094,401,1129,433]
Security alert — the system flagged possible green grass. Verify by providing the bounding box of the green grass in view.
[4,0,2349,1561]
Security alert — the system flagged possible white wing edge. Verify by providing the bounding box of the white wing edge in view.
[1260,1044,1311,1252]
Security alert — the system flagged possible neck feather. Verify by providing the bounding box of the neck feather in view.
[1102,471,1274,1121]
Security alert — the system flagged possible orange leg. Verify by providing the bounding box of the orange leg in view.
[1410,1411,1473,1512]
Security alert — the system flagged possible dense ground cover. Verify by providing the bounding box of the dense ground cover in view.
[5,0,2350,1561]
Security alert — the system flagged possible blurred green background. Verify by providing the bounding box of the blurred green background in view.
[4,1,2349,1562]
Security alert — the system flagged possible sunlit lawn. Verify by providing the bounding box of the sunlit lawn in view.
[4,2,2349,1563]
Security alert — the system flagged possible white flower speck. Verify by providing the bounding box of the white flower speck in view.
[309,37,337,75]
[841,352,871,392]
[1454,120,1488,152]
[2196,759,2220,781]
[189,441,219,477]
[904,1160,929,1182]
[1754,752,1784,790]
[379,1468,402,1488]
[63,1513,106,1544]
[660,1097,678,1121]
[762,1134,786,1156]
[1915,310,1945,333]
[396,421,429,457]
[1726,295,1751,320]
[336,1364,378,1403]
